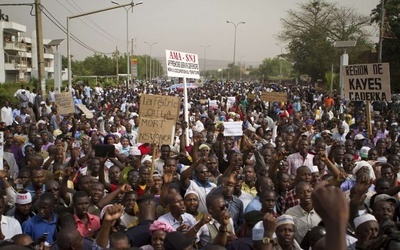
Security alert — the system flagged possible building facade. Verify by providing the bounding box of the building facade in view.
[0,19,57,83]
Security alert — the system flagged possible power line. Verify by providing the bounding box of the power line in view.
[41,5,113,55]
[54,0,124,46]
[68,0,125,44]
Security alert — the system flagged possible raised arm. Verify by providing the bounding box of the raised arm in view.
[312,182,349,250]
[99,157,113,192]
[96,184,132,209]
[95,204,124,248]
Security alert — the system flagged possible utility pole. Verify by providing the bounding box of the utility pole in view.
[115,46,119,83]
[35,0,46,97]
[131,38,134,81]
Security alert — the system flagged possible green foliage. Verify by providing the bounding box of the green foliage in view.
[0,80,56,107]
[258,57,294,79]
[280,0,373,82]
[324,70,339,92]
[62,54,164,80]
[371,0,400,92]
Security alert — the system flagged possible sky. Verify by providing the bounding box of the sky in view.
[3,0,379,66]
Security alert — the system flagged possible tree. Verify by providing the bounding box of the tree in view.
[280,0,373,83]
[371,0,400,92]
[258,57,294,79]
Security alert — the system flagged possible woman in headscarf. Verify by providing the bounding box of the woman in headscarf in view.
[140,221,175,250]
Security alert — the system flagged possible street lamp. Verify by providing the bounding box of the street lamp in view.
[67,2,137,91]
[275,43,283,82]
[200,45,210,77]
[111,0,143,86]
[226,20,245,80]
[144,41,158,82]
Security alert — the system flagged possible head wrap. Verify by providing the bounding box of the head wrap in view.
[199,144,211,151]
[16,192,32,205]
[13,135,25,145]
[353,161,376,180]
[149,221,175,235]
[141,155,152,165]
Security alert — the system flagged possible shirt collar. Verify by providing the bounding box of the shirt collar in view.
[194,178,212,188]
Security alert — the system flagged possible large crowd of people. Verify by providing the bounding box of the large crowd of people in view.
[0,80,400,250]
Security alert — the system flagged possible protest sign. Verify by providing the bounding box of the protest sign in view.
[261,92,287,103]
[342,63,391,101]
[165,50,200,79]
[54,92,74,115]
[223,121,243,136]
[226,96,236,111]
[77,104,94,119]
[138,118,175,145]
[209,100,218,109]
[247,93,256,100]
[138,94,181,145]
[139,94,181,121]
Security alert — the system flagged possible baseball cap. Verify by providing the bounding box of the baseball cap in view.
[359,146,371,159]
[374,194,397,205]
[354,134,366,140]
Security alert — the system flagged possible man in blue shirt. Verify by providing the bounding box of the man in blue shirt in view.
[22,193,57,245]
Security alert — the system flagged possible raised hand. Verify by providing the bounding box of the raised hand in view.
[103,204,124,222]
[312,181,349,223]
[263,213,277,237]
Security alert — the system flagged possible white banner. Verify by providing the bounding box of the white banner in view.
[165,50,200,79]
[223,121,243,136]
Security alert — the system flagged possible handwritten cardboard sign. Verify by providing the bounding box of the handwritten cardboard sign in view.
[261,92,287,103]
[138,118,175,145]
[139,94,181,121]
[54,92,74,115]
[138,94,181,144]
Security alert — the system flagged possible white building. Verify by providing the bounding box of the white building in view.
[0,19,63,83]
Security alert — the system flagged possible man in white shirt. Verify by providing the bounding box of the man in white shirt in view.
[1,101,13,126]
[286,139,314,175]
[285,182,321,243]
[157,192,196,231]
[0,195,22,239]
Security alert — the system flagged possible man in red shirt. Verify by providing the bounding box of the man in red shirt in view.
[73,191,101,238]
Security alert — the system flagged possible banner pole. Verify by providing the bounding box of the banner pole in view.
[183,77,190,146]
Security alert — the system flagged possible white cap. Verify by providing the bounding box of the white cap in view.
[141,155,152,165]
[354,134,366,140]
[276,214,295,227]
[252,221,264,241]
[184,190,199,199]
[16,192,32,205]
[360,146,371,158]
[247,126,256,133]
[354,214,377,229]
